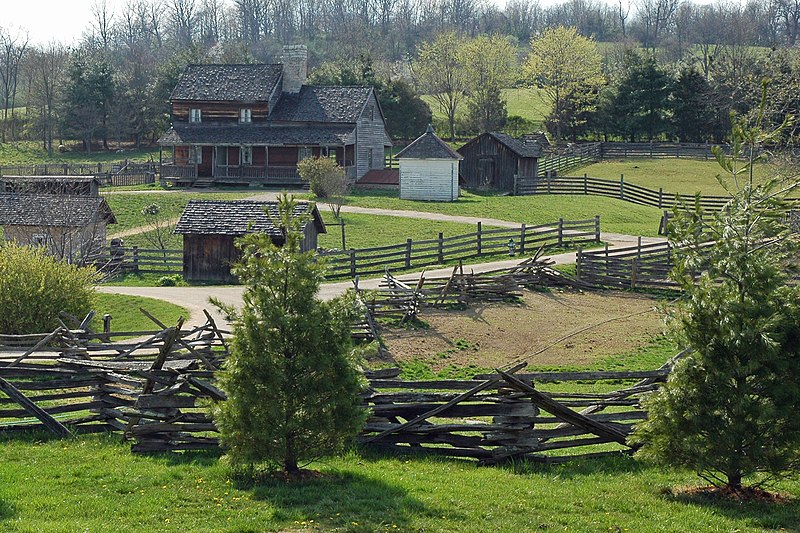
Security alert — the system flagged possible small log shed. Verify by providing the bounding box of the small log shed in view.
[458,132,544,191]
[396,125,462,201]
[174,199,326,282]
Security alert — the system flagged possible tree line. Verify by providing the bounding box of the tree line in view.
[3,0,800,151]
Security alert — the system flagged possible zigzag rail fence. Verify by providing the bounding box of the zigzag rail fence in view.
[0,263,681,464]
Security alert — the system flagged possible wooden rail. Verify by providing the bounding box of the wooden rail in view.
[318,218,601,278]
[516,174,739,211]
[0,161,157,187]
[537,143,601,177]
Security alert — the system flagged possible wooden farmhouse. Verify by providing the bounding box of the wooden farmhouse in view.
[174,199,326,282]
[396,125,462,201]
[458,132,544,191]
[0,194,116,262]
[158,45,392,187]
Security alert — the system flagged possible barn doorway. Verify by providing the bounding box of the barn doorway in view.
[478,157,495,188]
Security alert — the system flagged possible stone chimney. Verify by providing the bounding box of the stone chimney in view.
[281,44,307,94]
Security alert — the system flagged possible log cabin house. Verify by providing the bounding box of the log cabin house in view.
[158,45,392,187]
[174,199,326,282]
[458,132,543,191]
[0,194,116,262]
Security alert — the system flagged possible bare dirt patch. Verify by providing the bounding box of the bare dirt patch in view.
[378,289,666,371]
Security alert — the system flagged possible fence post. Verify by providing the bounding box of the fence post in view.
[132,246,140,273]
[558,218,564,247]
[349,249,356,277]
[520,224,526,255]
[594,215,601,243]
[604,243,609,270]
[438,232,444,263]
[405,239,412,268]
[576,247,583,280]
[584,173,588,194]
[477,222,483,256]
[340,219,346,250]
[658,187,663,208]
[103,314,112,335]
[619,174,625,200]
[637,236,642,261]
[546,175,551,194]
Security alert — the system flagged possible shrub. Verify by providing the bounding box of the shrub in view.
[0,243,100,334]
[296,156,348,218]
[156,274,183,287]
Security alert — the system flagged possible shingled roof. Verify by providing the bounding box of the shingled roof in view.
[0,194,116,226]
[270,86,374,123]
[395,125,462,160]
[159,124,354,146]
[174,200,325,236]
[485,132,544,158]
[171,64,283,102]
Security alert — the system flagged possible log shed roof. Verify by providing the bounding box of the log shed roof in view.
[174,200,326,236]
[0,194,116,227]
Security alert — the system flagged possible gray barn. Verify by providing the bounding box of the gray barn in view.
[174,199,326,282]
[458,132,543,191]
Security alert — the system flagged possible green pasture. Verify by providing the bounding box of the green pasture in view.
[343,190,662,238]
[91,293,188,334]
[579,158,778,196]
[422,87,550,131]
[0,141,160,165]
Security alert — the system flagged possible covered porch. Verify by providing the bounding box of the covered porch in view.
[160,144,356,186]
[157,124,358,187]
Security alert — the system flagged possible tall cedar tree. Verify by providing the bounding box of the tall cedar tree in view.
[632,91,800,491]
[671,68,716,143]
[612,52,672,141]
[212,194,365,474]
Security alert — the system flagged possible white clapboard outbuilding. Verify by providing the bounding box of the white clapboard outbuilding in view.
[396,125,462,201]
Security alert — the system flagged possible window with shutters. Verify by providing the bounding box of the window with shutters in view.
[190,108,202,123]
[239,108,252,123]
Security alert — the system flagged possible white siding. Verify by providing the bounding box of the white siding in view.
[355,92,390,178]
[399,159,459,201]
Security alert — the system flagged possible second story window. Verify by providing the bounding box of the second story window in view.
[190,108,202,123]
[239,108,252,123]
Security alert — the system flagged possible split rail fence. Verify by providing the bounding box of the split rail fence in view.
[318,217,601,278]
[0,161,157,187]
[0,312,228,437]
[537,143,601,177]
[515,174,736,212]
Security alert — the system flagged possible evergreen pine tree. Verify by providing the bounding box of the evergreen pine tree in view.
[212,194,365,475]
[632,94,800,492]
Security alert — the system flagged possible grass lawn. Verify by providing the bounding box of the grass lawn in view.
[0,432,797,532]
[104,191,257,236]
[422,87,550,133]
[0,141,160,165]
[343,190,663,237]
[91,293,188,333]
[579,159,777,196]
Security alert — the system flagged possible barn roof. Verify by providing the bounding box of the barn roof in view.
[159,124,355,146]
[171,64,284,102]
[270,86,374,123]
[395,125,462,160]
[485,132,544,158]
[174,200,326,236]
[0,194,116,227]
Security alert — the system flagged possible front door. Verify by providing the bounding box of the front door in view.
[215,146,228,177]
